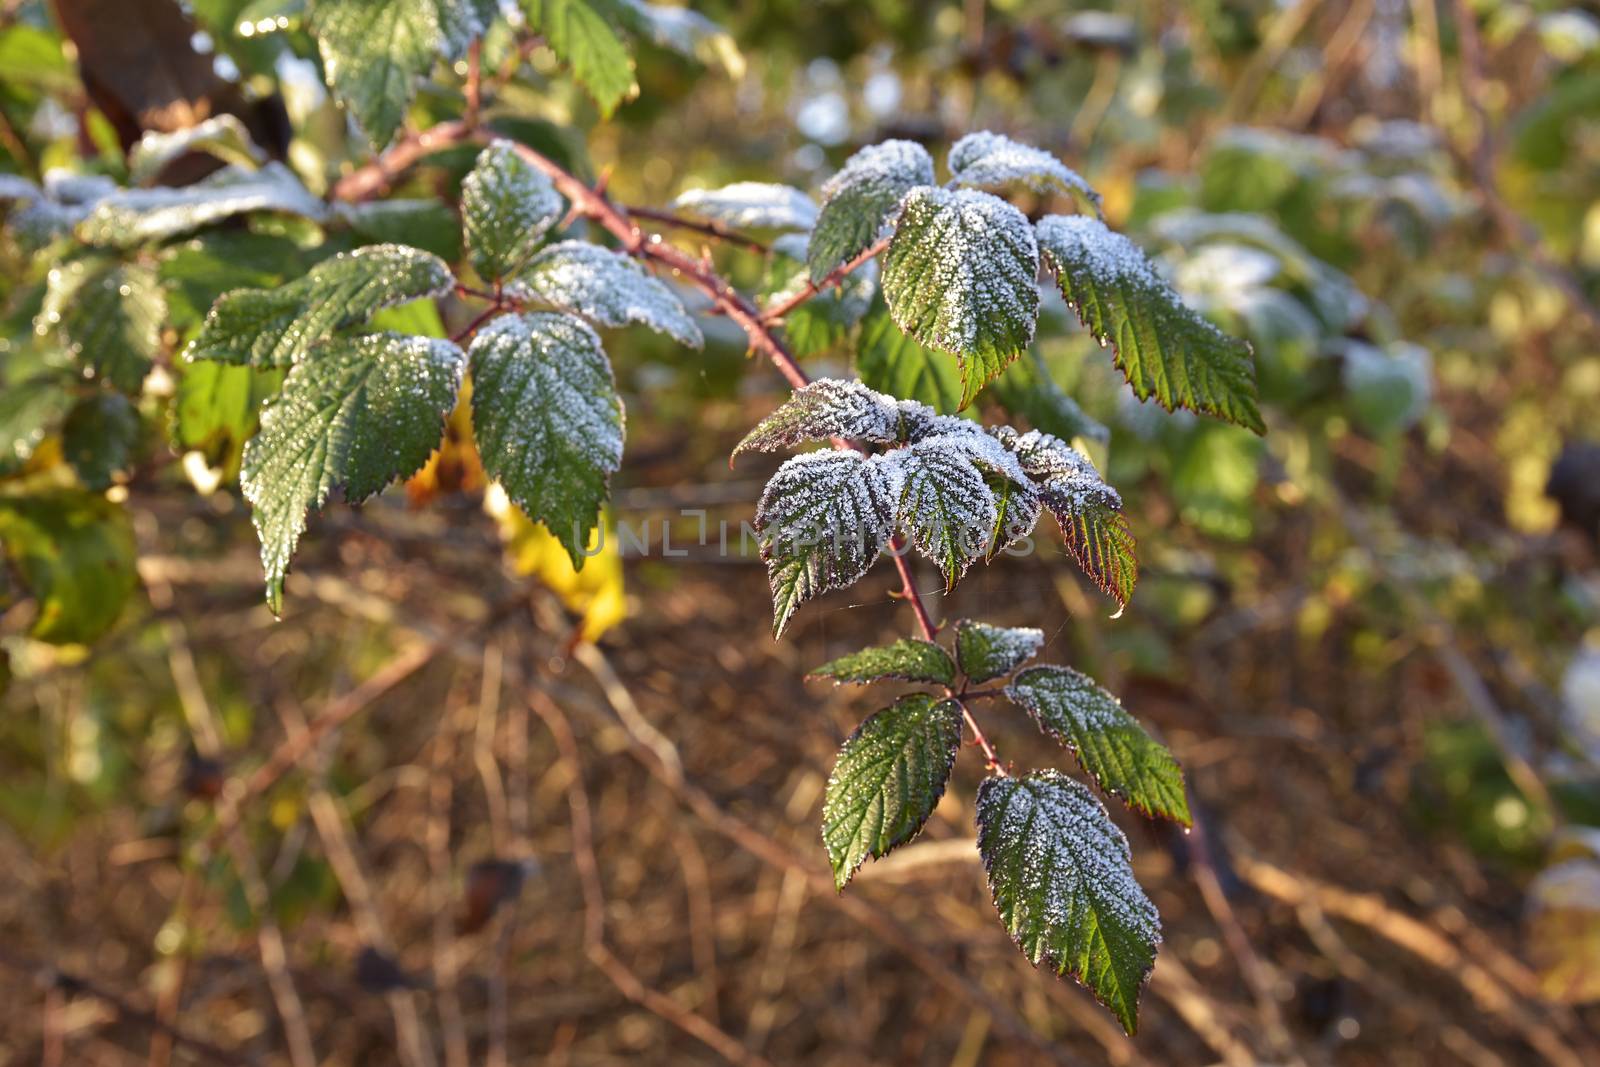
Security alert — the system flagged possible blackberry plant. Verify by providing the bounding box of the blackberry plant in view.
[0,0,1265,1037]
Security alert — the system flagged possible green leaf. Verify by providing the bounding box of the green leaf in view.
[62,393,139,490]
[881,187,1039,409]
[469,312,623,569]
[807,139,934,283]
[159,231,308,332]
[186,244,454,367]
[0,492,138,644]
[462,140,565,283]
[175,360,284,474]
[514,240,702,347]
[994,426,1135,608]
[314,0,491,147]
[40,258,165,392]
[755,449,897,637]
[1060,501,1137,610]
[0,375,75,474]
[808,638,955,686]
[988,348,1107,443]
[79,163,326,248]
[954,620,1043,684]
[976,771,1161,1035]
[1007,666,1189,825]
[948,131,1100,210]
[822,693,963,889]
[128,115,265,184]
[524,0,637,117]
[242,332,465,612]
[856,304,962,414]
[1036,214,1263,434]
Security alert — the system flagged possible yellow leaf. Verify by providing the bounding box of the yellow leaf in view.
[485,484,626,644]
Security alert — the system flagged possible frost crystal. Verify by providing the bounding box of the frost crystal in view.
[462,140,565,282]
[670,181,818,230]
[948,131,1101,208]
[976,771,1160,1034]
[992,426,1121,514]
[513,240,704,348]
[884,437,998,586]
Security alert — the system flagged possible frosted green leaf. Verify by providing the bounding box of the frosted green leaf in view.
[0,375,74,474]
[976,771,1160,1035]
[885,436,997,589]
[856,305,962,414]
[822,694,963,889]
[79,163,325,247]
[807,139,934,283]
[513,240,702,347]
[1036,214,1263,434]
[187,244,454,367]
[954,620,1043,684]
[1008,666,1189,826]
[525,0,638,116]
[0,492,138,644]
[462,140,565,283]
[988,349,1108,443]
[992,425,1135,607]
[128,115,265,184]
[733,378,908,456]
[670,182,817,231]
[881,187,1039,409]
[62,393,139,490]
[242,332,465,612]
[39,258,165,392]
[948,131,1101,210]
[808,638,956,686]
[469,312,624,569]
[755,449,898,637]
[314,0,493,147]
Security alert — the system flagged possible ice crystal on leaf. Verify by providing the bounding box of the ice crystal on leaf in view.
[977,771,1160,1035]
[461,140,565,283]
[886,436,999,588]
[822,694,963,889]
[670,181,818,231]
[1007,666,1190,825]
[1036,214,1263,434]
[881,187,1040,408]
[954,620,1043,683]
[807,139,936,283]
[513,240,703,348]
[242,332,465,614]
[948,131,1101,211]
[469,312,625,570]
